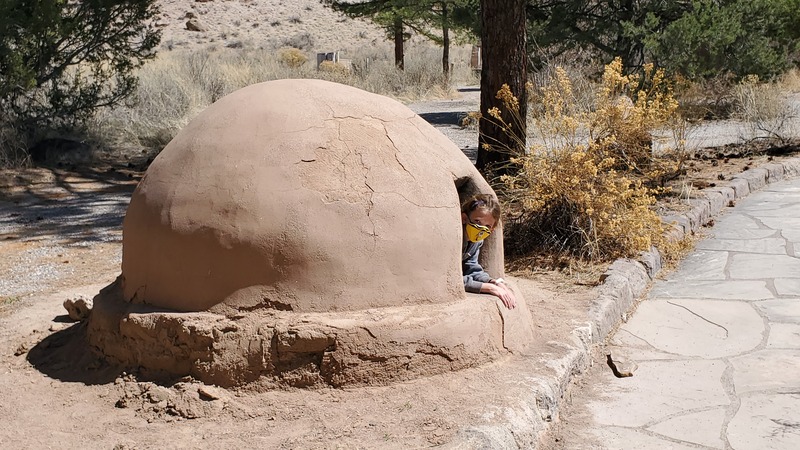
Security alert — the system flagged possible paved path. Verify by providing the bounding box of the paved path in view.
[554,177,800,449]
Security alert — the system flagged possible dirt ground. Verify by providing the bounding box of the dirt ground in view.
[1,140,798,448]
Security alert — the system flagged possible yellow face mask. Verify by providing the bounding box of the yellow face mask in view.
[465,222,492,243]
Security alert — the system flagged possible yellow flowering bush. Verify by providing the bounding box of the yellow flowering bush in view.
[277,48,308,68]
[500,58,686,261]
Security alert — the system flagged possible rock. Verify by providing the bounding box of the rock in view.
[63,295,93,321]
[186,19,207,32]
[606,353,638,378]
[147,386,173,403]
[14,343,28,356]
[198,385,225,401]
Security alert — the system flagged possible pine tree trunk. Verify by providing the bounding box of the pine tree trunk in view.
[442,2,450,81]
[477,0,527,175]
[394,16,405,70]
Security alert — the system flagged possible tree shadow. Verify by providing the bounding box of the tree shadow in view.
[418,111,464,126]
[26,320,122,385]
[0,166,140,244]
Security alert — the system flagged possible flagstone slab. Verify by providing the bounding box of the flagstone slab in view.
[766,323,800,349]
[774,279,800,296]
[746,204,800,217]
[781,228,800,244]
[649,280,773,301]
[709,228,778,240]
[607,347,685,363]
[580,425,701,450]
[754,299,800,324]
[737,199,787,212]
[603,339,685,362]
[708,214,763,232]
[621,300,763,358]
[763,182,800,192]
[727,393,800,450]
[695,238,786,254]
[586,360,728,429]
[730,350,800,394]
[646,408,726,449]
[728,254,800,279]
[669,250,728,281]
[758,217,800,230]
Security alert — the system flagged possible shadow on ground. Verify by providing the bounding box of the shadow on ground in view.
[0,166,139,244]
[418,111,465,126]
[26,320,122,385]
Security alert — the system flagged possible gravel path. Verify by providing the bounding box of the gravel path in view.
[0,173,134,298]
[0,191,129,244]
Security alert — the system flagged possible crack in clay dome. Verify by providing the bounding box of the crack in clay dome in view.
[86,79,535,388]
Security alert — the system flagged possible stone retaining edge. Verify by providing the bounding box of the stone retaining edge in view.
[452,157,800,449]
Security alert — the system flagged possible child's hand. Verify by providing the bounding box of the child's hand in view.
[485,282,516,309]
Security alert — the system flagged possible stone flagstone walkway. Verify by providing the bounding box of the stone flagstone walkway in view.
[557,177,800,449]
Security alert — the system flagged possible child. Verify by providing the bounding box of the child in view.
[461,194,517,309]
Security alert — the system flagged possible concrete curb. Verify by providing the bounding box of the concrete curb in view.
[454,156,800,448]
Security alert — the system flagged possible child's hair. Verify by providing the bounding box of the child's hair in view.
[461,194,501,223]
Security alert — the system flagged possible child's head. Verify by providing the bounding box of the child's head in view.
[461,194,501,242]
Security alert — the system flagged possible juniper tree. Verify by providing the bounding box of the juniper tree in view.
[0,0,161,127]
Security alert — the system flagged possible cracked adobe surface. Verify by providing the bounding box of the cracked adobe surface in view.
[121,79,500,313]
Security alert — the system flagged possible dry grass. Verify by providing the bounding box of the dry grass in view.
[507,253,609,290]
[0,124,31,168]
[277,47,309,68]
[733,75,796,142]
[496,59,686,263]
[779,68,800,93]
[673,73,737,120]
[88,43,477,156]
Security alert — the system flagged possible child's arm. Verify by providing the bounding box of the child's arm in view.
[463,243,516,309]
[462,242,492,290]
[479,282,517,309]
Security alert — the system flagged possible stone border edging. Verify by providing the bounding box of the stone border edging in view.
[453,157,800,449]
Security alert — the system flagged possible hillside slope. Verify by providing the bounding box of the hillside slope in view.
[155,0,389,53]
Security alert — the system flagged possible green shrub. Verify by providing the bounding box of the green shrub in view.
[0,0,160,166]
[647,0,800,81]
[0,0,160,125]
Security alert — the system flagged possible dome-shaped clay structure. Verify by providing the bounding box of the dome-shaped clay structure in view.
[122,79,501,313]
[88,80,533,388]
